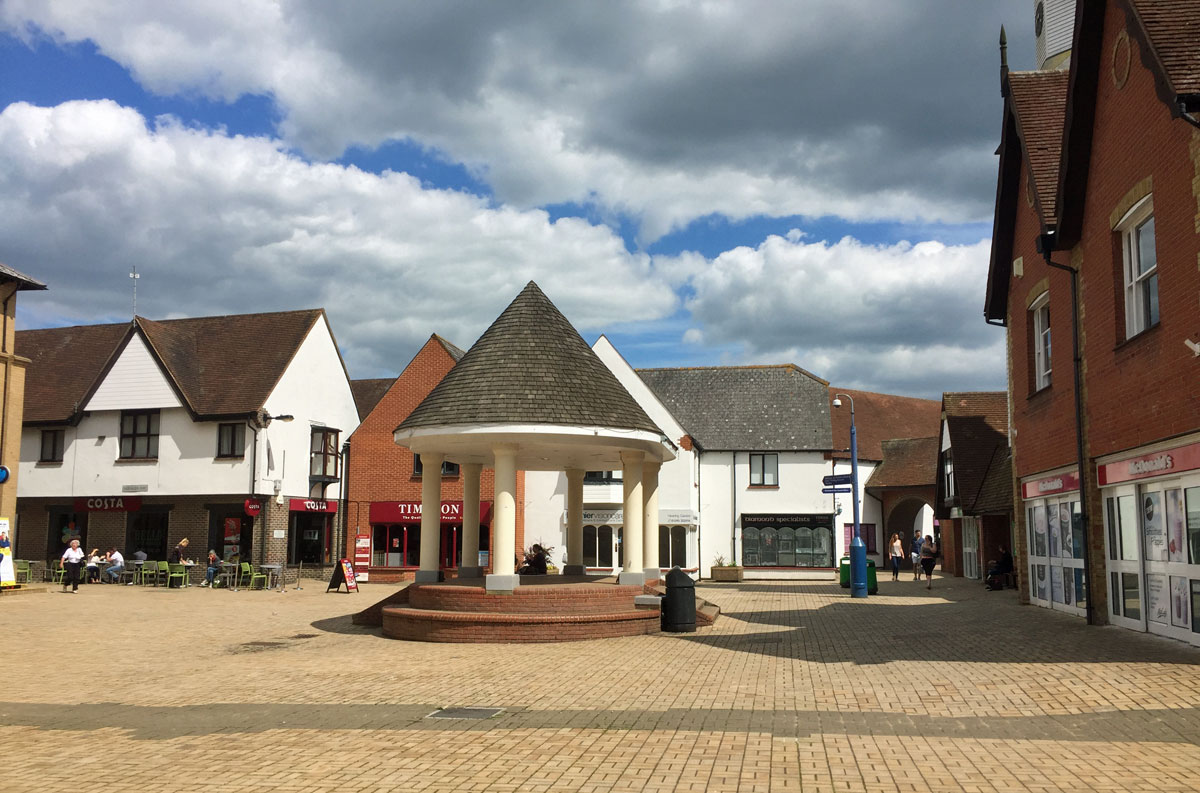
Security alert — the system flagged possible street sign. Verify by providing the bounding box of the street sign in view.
[821,486,853,494]
[822,473,853,486]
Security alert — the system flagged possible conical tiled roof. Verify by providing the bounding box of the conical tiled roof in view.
[397,282,661,434]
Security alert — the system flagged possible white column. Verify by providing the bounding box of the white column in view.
[415,452,444,583]
[642,460,661,581]
[486,444,519,592]
[459,463,483,578]
[564,468,585,575]
[620,450,644,585]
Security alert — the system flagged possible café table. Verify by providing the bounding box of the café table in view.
[217,561,238,590]
[259,563,283,591]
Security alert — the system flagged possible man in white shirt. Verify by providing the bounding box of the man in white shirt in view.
[61,539,85,593]
[105,548,125,583]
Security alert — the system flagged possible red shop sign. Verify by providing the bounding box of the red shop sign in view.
[1021,471,1080,499]
[1098,441,1200,486]
[244,499,262,517]
[368,500,493,525]
[73,496,142,512]
[289,498,338,513]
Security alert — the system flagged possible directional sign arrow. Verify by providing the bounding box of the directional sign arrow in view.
[821,486,853,494]
[822,473,854,486]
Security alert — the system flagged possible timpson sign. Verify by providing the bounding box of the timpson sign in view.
[369,500,493,524]
[1098,441,1200,486]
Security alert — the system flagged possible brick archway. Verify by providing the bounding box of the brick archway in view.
[874,487,936,567]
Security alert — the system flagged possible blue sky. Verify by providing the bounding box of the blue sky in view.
[0,2,1033,397]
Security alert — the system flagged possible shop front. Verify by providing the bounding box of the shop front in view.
[1098,437,1200,645]
[208,499,258,564]
[742,513,835,568]
[368,500,493,572]
[578,507,696,571]
[288,498,337,565]
[1020,470,1086,618]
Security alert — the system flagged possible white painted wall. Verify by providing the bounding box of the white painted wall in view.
[84,334,182,411]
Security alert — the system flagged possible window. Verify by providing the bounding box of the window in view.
[1030,292,1051,390]
[1119,197,1158,338]
[309,428,339,478]
[216,423,245,458]
[658,525,688,569]
[749,453,778,486]
[40,429,65,462]
[584,470,622,484]
[119,410,159,459]
[944,453,956,500]
[125,511,169,560]
[413,457,460,477]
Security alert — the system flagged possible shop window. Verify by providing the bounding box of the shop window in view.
[1186,487,1200,564]
[40,429,65,462]
[658,525,688,569]
[46,509,86,560]
[743,524,832,567]
[216,423,245,458]
[1118,196,1158,338]
[208,512,251,563]
[120,409,159,459]
[288,512,331,564]
[582,525,613,567]
[413,457,460,477]
[1030,292,1051,390]
[126,511,169,560]
[749,453,778,486]
[309,427,339,478]
[844,523,877,554]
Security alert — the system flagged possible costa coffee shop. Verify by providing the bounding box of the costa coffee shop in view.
[366,499,493,572]
[288,497,337,565]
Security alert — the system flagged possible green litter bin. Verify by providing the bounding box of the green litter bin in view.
[866,560,878,595]
[839,556,850,588]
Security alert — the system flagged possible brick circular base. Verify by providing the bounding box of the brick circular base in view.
[406,583,644,614]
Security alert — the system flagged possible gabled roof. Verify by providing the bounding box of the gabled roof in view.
[942,392,1009,513]
[864,436,939,489]
[636,365,831,452]
[827,387,941,461]
[17,309,331,423]
[432,333,467,362]
[0,261,47,291]
[350,378,396,421]
[397,281,660,434]
[970,446,1014,515]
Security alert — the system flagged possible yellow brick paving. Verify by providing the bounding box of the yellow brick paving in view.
[4,574,1200,792]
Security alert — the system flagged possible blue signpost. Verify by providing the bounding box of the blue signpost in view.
[833,393,867,599]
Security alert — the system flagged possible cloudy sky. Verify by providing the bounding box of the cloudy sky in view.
[0,1,1034,397]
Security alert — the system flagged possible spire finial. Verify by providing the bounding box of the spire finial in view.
[1000,25,1010,97]
[129,265,140,317]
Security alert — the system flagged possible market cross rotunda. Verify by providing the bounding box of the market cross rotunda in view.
[393,281,677,593]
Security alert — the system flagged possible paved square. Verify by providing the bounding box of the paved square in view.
[4,574,1200,792]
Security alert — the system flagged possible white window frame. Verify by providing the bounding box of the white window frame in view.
[944,453,955,499]
[1118,196,1158,338]
[1030,291,1051,390]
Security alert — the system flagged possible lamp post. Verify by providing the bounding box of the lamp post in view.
[833,394,866,599]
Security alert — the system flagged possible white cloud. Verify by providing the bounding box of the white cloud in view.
[0,100,678,375]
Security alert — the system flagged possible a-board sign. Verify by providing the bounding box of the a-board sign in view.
[327,558,359,593]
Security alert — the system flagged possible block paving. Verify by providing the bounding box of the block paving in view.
[4,573,1200,792]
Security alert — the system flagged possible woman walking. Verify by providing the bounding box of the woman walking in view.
[889,533,904,581]
[61,539,84,593]
[919,534,938,589]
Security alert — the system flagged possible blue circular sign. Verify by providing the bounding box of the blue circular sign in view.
[0,465,9,484]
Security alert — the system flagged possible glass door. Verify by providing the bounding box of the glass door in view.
[1104,486,1145,631]
[1027,503,1050,605]
[1141,484,1194,641]
[1049,499,1086,616]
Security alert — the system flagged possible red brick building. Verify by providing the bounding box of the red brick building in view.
[986,0,1200,642]
[344,334,524,582]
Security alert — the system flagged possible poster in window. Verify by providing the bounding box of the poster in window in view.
[223,517,241,562]
[1033,506,1047,558]
[1047,505,1060,557]
[1171,576,1190,629]
[1062,566,1074,606]
[1166,489,1186,563]
[1146,573,1168,624]
[1036,564,1047,601]
[1143,492,1166,561]
[1050,565,1063,603]
[1058,504,1072,559]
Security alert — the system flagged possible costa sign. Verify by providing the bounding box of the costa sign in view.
[74,496,142,512]
[289,498,338,513]
[244,499,262,517]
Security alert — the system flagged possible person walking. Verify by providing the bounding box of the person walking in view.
[920,534,938,589]
[910,530,924,580]
[62,539,85,593]
[889,533,904,581]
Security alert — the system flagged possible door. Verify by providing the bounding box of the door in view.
[1138,484,1194,641]
[1049,500,1086,616]
[962,517,980,579]
[1104,486,1145,631]
[1027,503,1050,606]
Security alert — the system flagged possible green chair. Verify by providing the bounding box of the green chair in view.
[15,560,32,583]
[166,563,187,589]
[156,560,171,586]
[137,561,158,586]
[50,560,65,584]
[239,562,266,590]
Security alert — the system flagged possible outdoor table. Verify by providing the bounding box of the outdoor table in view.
[181,561,196,587]
[259,563,282,591]
[217,561,237,590]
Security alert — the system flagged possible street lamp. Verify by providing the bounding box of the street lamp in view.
[833,393,866,599]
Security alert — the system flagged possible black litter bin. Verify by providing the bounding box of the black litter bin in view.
[661,566,696,633]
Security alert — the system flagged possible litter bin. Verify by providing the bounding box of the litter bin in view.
[661,566,696,633]
[866,559,878,595]
[839,556,851,588]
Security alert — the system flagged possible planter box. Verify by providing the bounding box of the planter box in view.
[709,566,744,582]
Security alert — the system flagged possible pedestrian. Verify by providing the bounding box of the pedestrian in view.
[920,534,938,589]
[910,529,924,580]
[62,539,85,593]
[889,533,904,581]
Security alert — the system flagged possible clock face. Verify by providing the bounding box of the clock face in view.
[1035,2,1044,37]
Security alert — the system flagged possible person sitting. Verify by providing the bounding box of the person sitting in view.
[986,546,1014,590]
[517,544,548,575]
[104,547,125,583]
[86,549,103,583]
[201,550,222,587]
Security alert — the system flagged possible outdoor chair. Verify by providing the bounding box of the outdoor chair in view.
[239,562,267,590]
[15,560,32,584]
[116,565,136,585]
[137,561,158,586]
[156,560,171,586]
[166,563,187,588]
[50,560,65,584]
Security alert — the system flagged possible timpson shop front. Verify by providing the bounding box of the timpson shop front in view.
[1096,435,1200,646]
[364,500,493,578]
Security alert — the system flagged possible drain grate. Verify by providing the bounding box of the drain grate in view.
[291,633,319,639]
[427,707,504,720]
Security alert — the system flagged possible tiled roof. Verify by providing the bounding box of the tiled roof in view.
[636,365,831,452]
[0,261,47,291]
[17,309,328,423]
[864,436,939,489]
[1008,70,1069,223]
[17,323,129,423]
[828,388,941,461]
[1133,0,1200,96]
[397,282,661,434]
[350,378,396,421]
[943,392,1009,513]
[433,334,466,362]
[970,446,1013,515]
